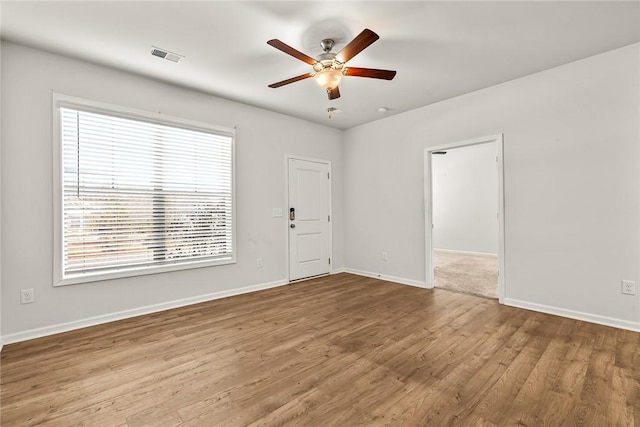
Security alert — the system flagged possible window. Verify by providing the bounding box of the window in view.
[53,94,235,286]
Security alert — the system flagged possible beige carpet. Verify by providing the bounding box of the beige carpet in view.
[434,251,498,299]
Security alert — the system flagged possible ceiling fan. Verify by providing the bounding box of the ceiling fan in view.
[267,28,396,100]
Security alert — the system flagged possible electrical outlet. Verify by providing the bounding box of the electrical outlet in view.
[382,251,388,261]
[21,289,35,304]
[256,258,263,268]
[622,280,636,295]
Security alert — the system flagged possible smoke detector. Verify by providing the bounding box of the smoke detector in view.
[150,47,183,63]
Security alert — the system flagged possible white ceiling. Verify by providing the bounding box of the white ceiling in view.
[1,1,639,130]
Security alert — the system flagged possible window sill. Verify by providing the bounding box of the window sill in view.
[55,256,237,286]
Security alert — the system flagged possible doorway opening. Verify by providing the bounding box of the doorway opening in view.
[424,135,505,301]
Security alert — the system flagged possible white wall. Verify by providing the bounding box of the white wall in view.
[432,143,498,255]
[0,40,3,350]
[0,42,344,340]
[343,43,640,329]
[3,41,640,341]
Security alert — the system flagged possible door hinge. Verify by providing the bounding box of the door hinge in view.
[328,215,330,222]
[329,258,331,265]
[328,172,330,179]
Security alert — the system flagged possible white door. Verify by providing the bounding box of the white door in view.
[288,158,331,281]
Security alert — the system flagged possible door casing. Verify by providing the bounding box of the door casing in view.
[424,134,506,302]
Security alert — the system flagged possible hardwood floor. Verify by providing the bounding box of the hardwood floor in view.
[1,273,638,426]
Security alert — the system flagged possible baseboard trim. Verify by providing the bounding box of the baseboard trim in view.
[2,278,289,345]
[434,248,497,258]
[344,268,427,288]
[504,298,640,333]
[8,276,635,345]
[331,268,346,274]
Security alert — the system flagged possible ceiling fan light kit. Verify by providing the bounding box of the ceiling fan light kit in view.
[267,28,396,101]
[314,68,343,90]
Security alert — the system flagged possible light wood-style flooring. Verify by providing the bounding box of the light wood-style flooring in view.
[1,273,638,426]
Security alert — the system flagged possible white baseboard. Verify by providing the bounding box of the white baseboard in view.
[2,278,289,345]
[504,298,640,333]
[7,275,635,346]
[434,248,497,258]
[344,268,427,288]
[331,267,346,274]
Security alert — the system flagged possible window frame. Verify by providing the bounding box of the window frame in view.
[53,93,236,286]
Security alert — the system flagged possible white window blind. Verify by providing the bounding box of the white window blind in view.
[56,101,235,284]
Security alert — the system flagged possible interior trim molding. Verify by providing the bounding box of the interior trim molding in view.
[1,278,289,345]
[344,268,426,288]
[424,134,506,298]
[504,298,640,333]
[433,248,498,258]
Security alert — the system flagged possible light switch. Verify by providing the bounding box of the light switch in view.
[272,208,283,217]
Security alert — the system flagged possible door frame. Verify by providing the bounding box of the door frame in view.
[285,155,333,282]
[423,134,505,302]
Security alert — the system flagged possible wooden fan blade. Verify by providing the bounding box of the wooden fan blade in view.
[328,86,341,100]
[268,73,314,88]
[344,67,396,80]
[267,39,317,65]
[335,29,379,63]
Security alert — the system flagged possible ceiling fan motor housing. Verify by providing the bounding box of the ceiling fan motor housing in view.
[314,52,343,72]
[320,39,335,53]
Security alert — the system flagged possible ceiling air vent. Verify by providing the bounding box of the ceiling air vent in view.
[164,53,182,63]
[150,47,183,63]
[151,48,167,58]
